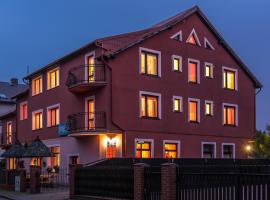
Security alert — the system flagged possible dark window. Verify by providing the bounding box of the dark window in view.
[203,144,215,158]
[223,145,234,158]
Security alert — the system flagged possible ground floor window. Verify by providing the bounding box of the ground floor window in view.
[135,140,152,158]
[48,146,60,167]
[30,157,41,166]
[202,143,216,158]
[8,158,16,169]
[69,155,79,165]
[164,142,178,158]
[222,144,235,158]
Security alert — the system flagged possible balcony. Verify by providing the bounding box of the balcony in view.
[66,64,106,93]
[67,112,106,136]
[0,132,16,147]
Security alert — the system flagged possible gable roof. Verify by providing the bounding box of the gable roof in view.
[0,81,28,104]
[24,6,262,88]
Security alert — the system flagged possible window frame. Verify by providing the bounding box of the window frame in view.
[222,103,238,127]
[204,62,214,79]
[201,142,216,158]
[139,91,161,119]
[172,96,183,113]
[222,66,238,91]
[139,47,161,77]
[188,58,200,84]
[221,143,235,159]
[163,140,180,158]
[46,104,60,127]
[204,37,215,50]
[134,138,154,158]
[19,101,28,120]
[47,67,60,90]
[31,75,43,96]
[172,55,182,72]
[188,98,200,123]
[205,100,214,116]
[32,109,43,130]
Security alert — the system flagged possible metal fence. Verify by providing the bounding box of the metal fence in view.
[144,166,161,200]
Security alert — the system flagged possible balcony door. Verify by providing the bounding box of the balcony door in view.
[86,98,95,130]
[87,55,95,82]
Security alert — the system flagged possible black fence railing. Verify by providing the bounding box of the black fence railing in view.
[0,169,6,184]
[67,112,106,133]
[144,166,161,200]
[66,64,106,88]
[75,166,134,199]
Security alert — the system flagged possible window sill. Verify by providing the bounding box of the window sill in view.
[224,124,237,127]
[205,114,213,117]
[47,85,60,91]
[141,73,160,78]
[32,128,43,131]
[173,70,182,73]
[189,120,200,124]
[223,88,237,92]
[140,116,160,120]
[205,76,213,79]
[173,111,182,113]
[47,125,59,128]
[188,81,199,84]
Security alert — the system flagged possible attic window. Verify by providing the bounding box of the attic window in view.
[186,28,201,46]
[204,37,215,50]
[170,31,182,41]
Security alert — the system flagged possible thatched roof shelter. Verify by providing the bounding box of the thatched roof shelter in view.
[1,141,25,158]
[23,137,54,158]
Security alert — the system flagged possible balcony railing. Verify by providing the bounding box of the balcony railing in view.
[66,64,106,93]
[0,132,16,146]
[67,112,106,133]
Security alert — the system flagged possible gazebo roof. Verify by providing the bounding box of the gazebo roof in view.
[2,141,26,158]
[23,137,54,158]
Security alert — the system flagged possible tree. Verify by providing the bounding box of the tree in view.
[250,126,270,159]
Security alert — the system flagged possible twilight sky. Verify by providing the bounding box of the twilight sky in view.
[0,0,269,130]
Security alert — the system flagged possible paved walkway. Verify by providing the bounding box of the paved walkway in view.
[0,189,69,200]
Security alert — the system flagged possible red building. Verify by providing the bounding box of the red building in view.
[2,6,262,169]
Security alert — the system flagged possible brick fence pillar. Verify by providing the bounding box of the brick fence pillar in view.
[18,169,26,192]
[30,166,41,193]
[134,163,148,200]
[69,164,82,199]
[161,163,177,200]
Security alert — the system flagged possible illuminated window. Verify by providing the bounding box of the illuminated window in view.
[140,48,160,76]
[205,101,213,116]
[32,110,43,130]
[47,68,59,90]
[172,55,182,72]
[186,29,201,46]
[205,63,213,78]
[164,143,178,158]
[223,67,237,90]
[6,122,12,144]
[136,141,152,158]
[173,96,183,112]
[86,54,95,82]
[204,37,215,50]
[31,157,41,166]
[8,158,16,170]
[48,146,60,167]
[32,76,42,96]
[140,92,160,119]
[222,144,235,158]
[188,59,200,83]
[188,99,200,122]
[20,102,28,120]
[106,142,117,158]
[202,143,216,158]
[223,104,237,126]
[47,104,60,127]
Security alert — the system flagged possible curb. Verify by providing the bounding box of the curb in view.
[0,194,15,200]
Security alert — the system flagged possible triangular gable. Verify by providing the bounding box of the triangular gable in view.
[204,37,215,50]
[186,28,201,46]
[170,31,182,41]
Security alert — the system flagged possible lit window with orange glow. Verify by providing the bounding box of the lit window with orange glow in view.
[187,34,197,45]
[205,63,213,78]
[32,110,43,130]
[20,102,28,120]
[87,55,95,82]
[136,142,151,158]
[47,105,60,127]
[31,157,41,166]
[48,146,60,167]
[47,68,60,90]
[173,97,182,112]
[189,100,199,122]
[164,143,177,158]
[8,158,16,170]
[172,56,182,72]
[140,51,158,76]
[223,69,236,90]
[223,105,237,126]
[6,122,12,144]
[32,76,42,96]
[188,60,199,83]
[141,94,159,118]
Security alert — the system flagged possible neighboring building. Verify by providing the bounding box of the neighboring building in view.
[4,6,262,169]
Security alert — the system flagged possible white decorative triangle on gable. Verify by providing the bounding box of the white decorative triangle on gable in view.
[204,37,215,50]
[186,28,201,46]
[170,31,182,41]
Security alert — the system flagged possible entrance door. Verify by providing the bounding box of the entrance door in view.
[106,142,117,158]
[87,99,95,129]
[87,55,95,82]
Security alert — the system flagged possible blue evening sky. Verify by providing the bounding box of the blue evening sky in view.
[0,0,269,130]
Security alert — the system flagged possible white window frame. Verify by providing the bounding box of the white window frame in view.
[46,103,60,127]
[170,30,182,41]
[222,66,238,91]
[172,96,183,112]
[186,28,201,46]
[139,47,162,77]
[31,75,43,96]
[19,101,28,120]
[172,55,182,72]
[204,62,214,78]
[163,140,181,158]
[221,143,236,159]
[134,138,154,158]
[47,67,60,90]
[85,96,95,129]
[188,58,200,84]
[201,142,216,158]
[222,103,238,126]
[84,51,95,81]
[205,100,214,116]
[139,91,162,119]
[204,37,215,50]
[188,98,200,123]
[32,109,43,130]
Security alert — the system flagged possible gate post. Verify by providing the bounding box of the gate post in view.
[18,169,26,192]
[134,163,148,200]
[30,166,41,193]
[69,164,82,199]
[161,163,177,200]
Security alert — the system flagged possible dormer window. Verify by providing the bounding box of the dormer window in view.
[204,37,215,50]
[186,28,201,46]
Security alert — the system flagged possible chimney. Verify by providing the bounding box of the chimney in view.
[10,78,18,86]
